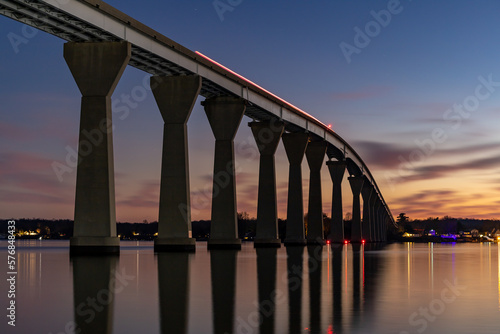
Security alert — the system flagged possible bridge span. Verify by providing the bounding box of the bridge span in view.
[0,0,396,254]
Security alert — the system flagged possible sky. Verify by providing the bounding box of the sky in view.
[2,0,500,222]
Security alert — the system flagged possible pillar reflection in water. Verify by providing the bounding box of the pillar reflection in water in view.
[307,245,323,333]
[72,255,118,334]
[256,248,278,334]
[331,243,343,333]
[351,243,362,331]
[211,249,238,334]
[157,252,191,334]
[359,243,385,332]
[287,246,304,334]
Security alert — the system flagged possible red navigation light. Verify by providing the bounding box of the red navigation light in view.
[361,239,366,244]
[326,240,330,244]
[344,240,349,244]
[328,124,332,129]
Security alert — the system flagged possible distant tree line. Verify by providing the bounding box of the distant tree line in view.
[396,213,500,235]
[0,212,336,240]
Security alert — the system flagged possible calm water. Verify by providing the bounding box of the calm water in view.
[1,241,500,334]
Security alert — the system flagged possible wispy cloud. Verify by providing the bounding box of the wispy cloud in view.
[390,189,499,219]
[354,140,500,175]
[116,180,159,208]
[0,152,74,206]
[404,154,500,182]
[353,141,411,169]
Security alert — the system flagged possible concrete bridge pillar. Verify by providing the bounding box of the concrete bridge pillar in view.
[203,97,246,249]
[381,210,387,242]
[348,176,364,243]
[369,193,378,242]
[326,161,346,243]
[282,132,309,246]
[151,75,201,252]
[361,180,373,243]
[374,201,382,242]
[381,212,388,242]
[64,41,130,255]
[305,141,327,244]
[250,120,284,248]
[378,209,385,242]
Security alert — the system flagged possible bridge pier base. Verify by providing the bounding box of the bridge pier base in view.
[282,132,309,246]
[250,120,284,248]
[361,180,373,243]
[305,141,327,245]
[348,176,364,243]
[64,41,131,255]
[151,75,201,252]
[203,97,246,250]
[327,161,346,243]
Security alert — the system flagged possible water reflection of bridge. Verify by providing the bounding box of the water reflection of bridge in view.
[72,244,386,334]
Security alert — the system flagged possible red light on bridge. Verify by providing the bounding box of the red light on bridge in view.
[195,51,326,126]
[344,240,349,244]
[328,124,332,129]
[326,240,330,244]
[361,239,366,244]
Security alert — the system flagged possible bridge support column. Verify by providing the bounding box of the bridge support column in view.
[64,41,130,255]
[369,193,378,242]
[151,75,201,252]
[381,209,387,242]
[203,97,246,249]
[378,209,385,242]
[361,180,373,243]
[305,141,327,245]
[250,120,284,248]
[326,161,346,243]
[348,176,364,243]
[282,132,309,246]
[381,212,388,242]
[374,201,382,242]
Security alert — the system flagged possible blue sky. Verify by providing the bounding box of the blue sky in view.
[2,0,500,222]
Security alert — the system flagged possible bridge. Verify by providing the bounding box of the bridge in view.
[0,0,396,254]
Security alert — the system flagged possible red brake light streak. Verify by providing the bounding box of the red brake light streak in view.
[195,51,331,130]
